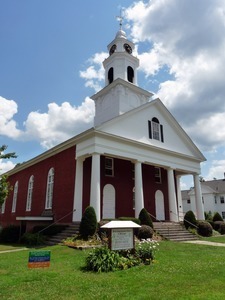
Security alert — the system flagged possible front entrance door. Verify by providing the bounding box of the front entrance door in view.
[103,184,115,219]
[155,190,165,221]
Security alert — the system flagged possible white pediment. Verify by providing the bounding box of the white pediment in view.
[96,98,205,161]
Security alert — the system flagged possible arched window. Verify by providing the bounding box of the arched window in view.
[45,168,54,209]
[108,67,114,84]
[26,175,34,211]
[127,66,134,83]
[12,181,18,212]
[148,117,164,142]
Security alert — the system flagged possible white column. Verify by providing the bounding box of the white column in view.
[135,161,144,218]
[194,174,205,220]
[167,168,178,222]
[90,153,101,222]
[176,175,184,221]
[73,157,84,221]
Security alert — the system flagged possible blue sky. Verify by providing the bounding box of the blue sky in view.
[1,0,225,189]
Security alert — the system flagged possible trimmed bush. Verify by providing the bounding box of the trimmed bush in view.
[32,224,67,236]
[213,221,224,231]
[139,208,153,228]
[20,233,45,246]
[213,212,223,222]
[184,210,197,229]
[197,221,213,237]
[79,206,97,239]
[137,225,154,240]
[219,223,225,234]
[0,225,20,243]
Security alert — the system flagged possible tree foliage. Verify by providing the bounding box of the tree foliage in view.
[0,145,17,206]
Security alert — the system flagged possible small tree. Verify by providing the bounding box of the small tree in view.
[139,208,153,228]
[0,145,17,206]
[79,206,97,239]
[213,212,223,222]
[184,210,197,229]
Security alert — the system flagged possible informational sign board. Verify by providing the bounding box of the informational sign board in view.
[111,228,133,250]
[28,250,51,268]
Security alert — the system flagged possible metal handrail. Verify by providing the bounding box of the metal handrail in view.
[148,212,170,237]
[169,210,198,229]
[38,209,76,235]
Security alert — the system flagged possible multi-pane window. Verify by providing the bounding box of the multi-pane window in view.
[187,199,191,204]
[222,212,225,219]
[45,168,54,209]
[12,181,18,213]
[155,167,162,184]
[148,117,164,142]
[220,196,225,204]
[105,157,114,176]
[214,196,217,204]
[26,175,34,211]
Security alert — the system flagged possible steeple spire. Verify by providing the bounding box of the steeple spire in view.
[116,10,123,30]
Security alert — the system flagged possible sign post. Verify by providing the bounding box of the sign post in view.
[101,221,141,251]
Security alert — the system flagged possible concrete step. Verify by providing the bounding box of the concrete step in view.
[153,222,198,242]
[45,223,80,246]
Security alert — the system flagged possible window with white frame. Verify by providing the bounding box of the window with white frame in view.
[155,167,162,184]
[222,212,225,219]
[12,181,18,213]
[45,168,54,209]
[214,195,217,204]
[148,117,164,142]
[220,196,225,204]
[105,157,114,176]
[26,175,34,211]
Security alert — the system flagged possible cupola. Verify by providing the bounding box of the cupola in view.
[103,28,139,86]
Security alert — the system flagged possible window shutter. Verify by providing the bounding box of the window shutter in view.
[160,124,164,142]
[148,120,152,139]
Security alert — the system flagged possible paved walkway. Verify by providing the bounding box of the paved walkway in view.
[0,247,28,254]
[184,240,225,247]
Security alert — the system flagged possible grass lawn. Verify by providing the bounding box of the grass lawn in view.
[0,244,27,252]
[201,235,225,243]
[0,241,225,300]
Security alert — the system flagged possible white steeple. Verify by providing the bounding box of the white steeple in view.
[91,26,152,127]
[103,26,139,85]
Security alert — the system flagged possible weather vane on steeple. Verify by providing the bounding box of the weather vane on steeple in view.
[116,9,123,30]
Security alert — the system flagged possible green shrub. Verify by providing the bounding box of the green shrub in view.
[213,212,223,222]
[32,224,67,236]
[213,221,224,231]
[139,208,153,228]
[79,206,97,239]
[85,247,121,273]
[184,210,197,229]
[197,221,213,237]
[219,223,225,234]
[136,239,159,264]
[137,225,154,240]
[205,211,213,221]
[20,233,45,246]
[0,225,20,243]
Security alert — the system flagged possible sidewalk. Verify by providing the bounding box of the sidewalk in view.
[0,247,28,254]
[184,240,225,247]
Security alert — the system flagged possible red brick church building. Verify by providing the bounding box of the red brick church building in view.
[0,27,206,232]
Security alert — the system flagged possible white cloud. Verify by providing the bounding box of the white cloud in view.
[124,0,225,153]
[0,159,16,175]
[24,97,95,149]
[79,52,107,92]
[206,160,225,180]
[0,96,22,138]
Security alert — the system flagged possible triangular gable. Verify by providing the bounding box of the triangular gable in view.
[96,98,205,161]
